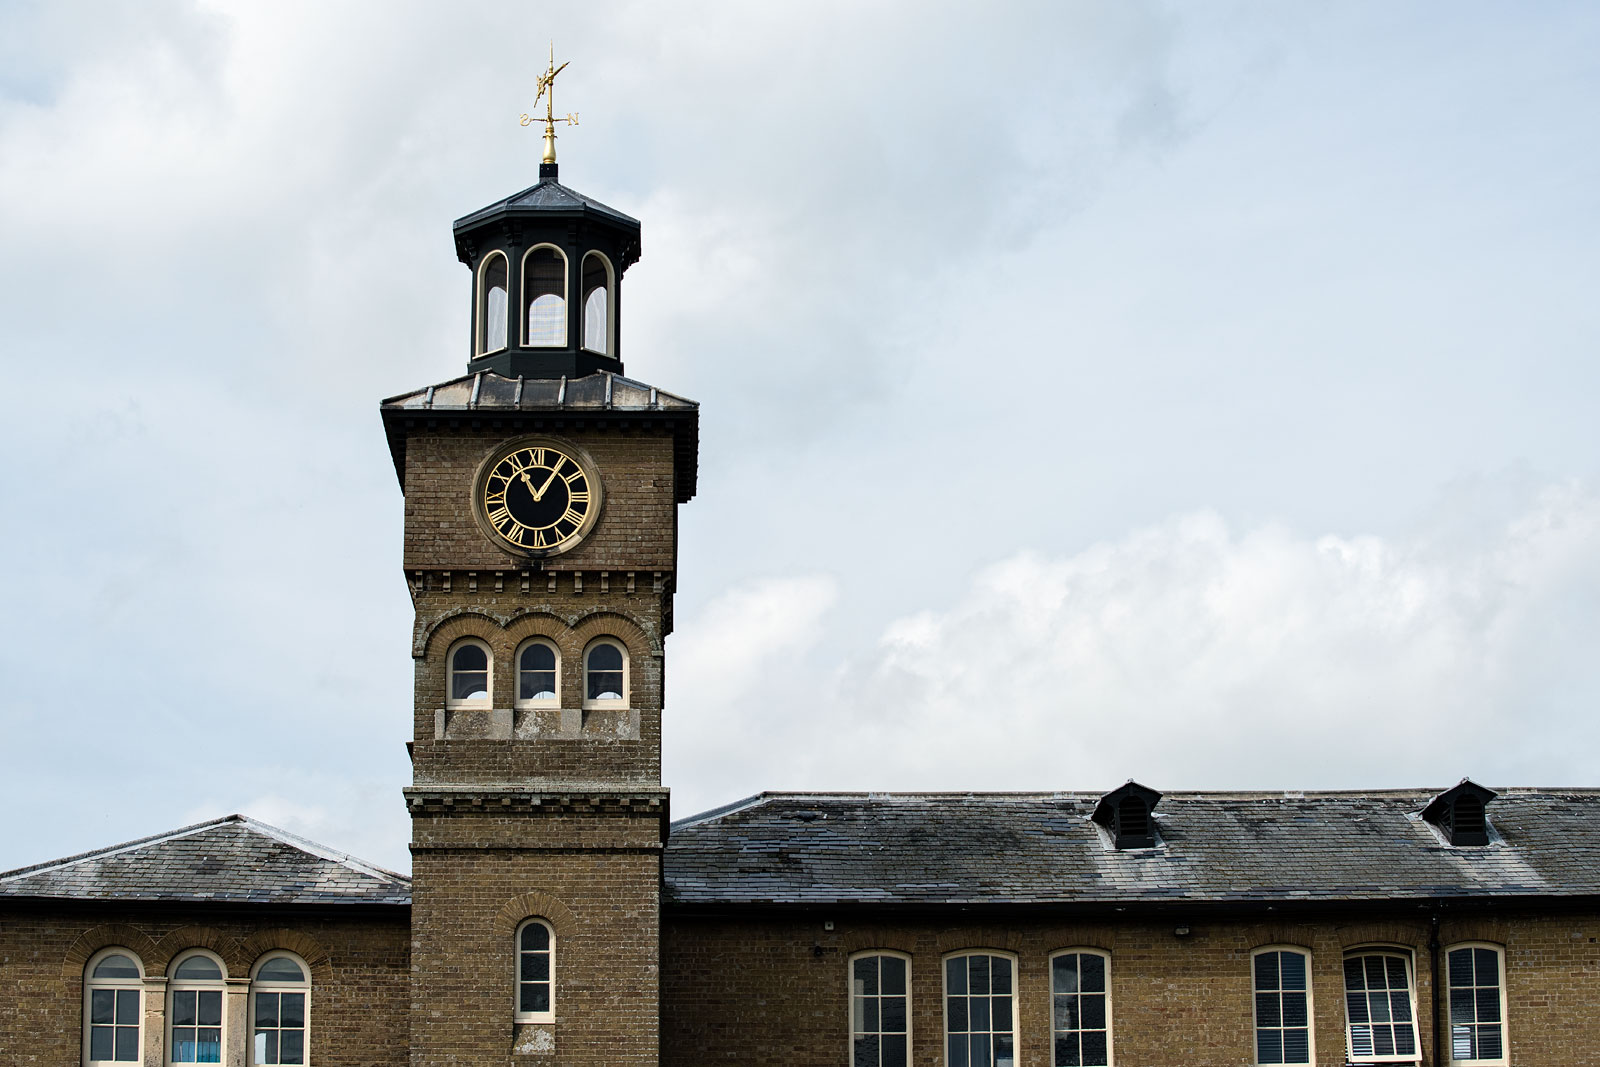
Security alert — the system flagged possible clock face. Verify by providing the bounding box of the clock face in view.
[474,438,602,556]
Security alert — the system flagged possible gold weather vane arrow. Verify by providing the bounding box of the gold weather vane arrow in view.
[520,44,578,165]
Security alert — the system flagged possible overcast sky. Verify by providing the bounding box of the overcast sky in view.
[3,1,1599,875]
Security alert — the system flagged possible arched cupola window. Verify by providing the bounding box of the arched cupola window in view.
[1091,780,1162,850]
[478,252,509,355]
[522,245,567,347]
[581,251,613,356]
[1422,779,1497,847]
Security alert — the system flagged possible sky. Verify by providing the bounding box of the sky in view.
[2,1,1598,875]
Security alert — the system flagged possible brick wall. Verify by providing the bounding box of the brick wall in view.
[401,426,678,573]
[0,905,408,1066]
[408,810,662,1066]
[660,908,1600,1066]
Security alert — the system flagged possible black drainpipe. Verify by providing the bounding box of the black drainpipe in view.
[1429,908,1443,1067]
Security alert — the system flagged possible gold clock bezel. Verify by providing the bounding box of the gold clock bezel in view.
[471,435,605,558]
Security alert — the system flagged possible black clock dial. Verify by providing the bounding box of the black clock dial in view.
[476,440,600,555]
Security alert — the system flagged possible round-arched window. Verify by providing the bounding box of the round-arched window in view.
[517,639,559,705]
[515,919,555,1023]
[168,952,226,1063]
[523,245,567,346]
[85,949,144,1065]
[252,953,311,1066]
[583,639,627,707]
[447,639,492,708]
[581,252,612,355]
[479,252,509,354]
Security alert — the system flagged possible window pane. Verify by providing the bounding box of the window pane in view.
[991,994,1012,1030]
[1082,1030,1108,1066]
[1280,952,1306,990]
[197,990,221,1026]
[521,953,550,981]
[1054,995,1079,1031]
[174,990,197,1026]
[1052,954,1077,992]
[113,1025,139,1062]
[175,957,222,980]
[91,989,115,1025]
[521,984,550,1013]
[853,1034,878,1067]
[882,1033,907,1067]
[94,954,140,979]
[947,957,967,995]
[1282,1027,1310,1063]
[521,923,550,950]
[970,1034,991,1067]
[115,989,138,1024]
[587,643,622,671]
[948,995,968,1031]
[280,992,305,1028]
[90,1026,114,1061]
[256,992,280,1026]
[451,669,488,701]
[1081,993,1105,1030]
[882,996,906,1033]
[1079,954,1105,992]
[1475,948,1498,982]
[1390,990,1412,1022]
[1449,948,1473,986]
[1257,1029,1282,1064]
[279,1029,305,1065]
[949,1034,968,1067]
[856,956,879,996]
[991,958,1012,994]
[1256,952,1280,991]
[994,1033,1014,1067]
[1256,992,1280,1028]
[970,997,990,1030]
[881,955,906,995]
[256,957,305,982]
[1479,1026,1503,1058]
[1055,1034,1078,1067]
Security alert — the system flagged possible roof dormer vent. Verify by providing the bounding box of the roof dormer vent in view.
[1091,781,1162,850]
[1421,778,1497,847]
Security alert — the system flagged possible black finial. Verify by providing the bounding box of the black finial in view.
[540,162,558,181]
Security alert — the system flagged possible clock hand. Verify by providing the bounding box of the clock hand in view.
[531,466,561,502]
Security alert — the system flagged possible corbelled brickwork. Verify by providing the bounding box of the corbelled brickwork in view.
[660,910,1600,1066]
[0,907,408,1067]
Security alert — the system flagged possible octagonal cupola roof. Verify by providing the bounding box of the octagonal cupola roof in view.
[452,161,642,380]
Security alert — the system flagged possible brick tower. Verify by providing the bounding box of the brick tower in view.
[380,136,697,1064]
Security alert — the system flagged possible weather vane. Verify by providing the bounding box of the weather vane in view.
[520,44,578,166]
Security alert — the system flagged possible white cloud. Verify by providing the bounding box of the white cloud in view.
[670,483,1600,814]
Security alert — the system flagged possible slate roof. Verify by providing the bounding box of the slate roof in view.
[378,371,699,501]
[0,815,410,907]
[662,789,1600,909]
[453,178,639,233]
[380,370,695,415]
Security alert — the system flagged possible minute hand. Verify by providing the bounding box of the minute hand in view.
[531,467,561,501]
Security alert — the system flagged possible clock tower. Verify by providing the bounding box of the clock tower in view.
[380,128,697,1064]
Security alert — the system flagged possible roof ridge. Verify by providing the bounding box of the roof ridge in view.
[670,793,768,830]
[229,815,410,885]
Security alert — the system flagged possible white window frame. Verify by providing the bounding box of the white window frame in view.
[166,949,228,1066]
[1445,943,1509,1066]
[581,637,629,710]
[513,638,561,709]
[477,250,510,356]
[514,919,556,1024]
[579,250,614,356]
[1251,946,1314,1066]
[249,951,310,1066]
[941,949,1019,1067]
[848,950,912,1067]
[1342,947,1421,1064]
[520,243,568,347]
[84,948,144,1067]
[445,637,493,710]
[1050,948,1113,1066]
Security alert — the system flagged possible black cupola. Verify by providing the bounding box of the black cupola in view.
[1422,778,1497,846]
[452,162,641,380]
[1092,780,1162,850]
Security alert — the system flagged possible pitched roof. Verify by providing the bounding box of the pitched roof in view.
[453,178,639,233]
[662,789,1600,909]
[0,815,410,907]
[379,371,699,501]
[379,370,695,415]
